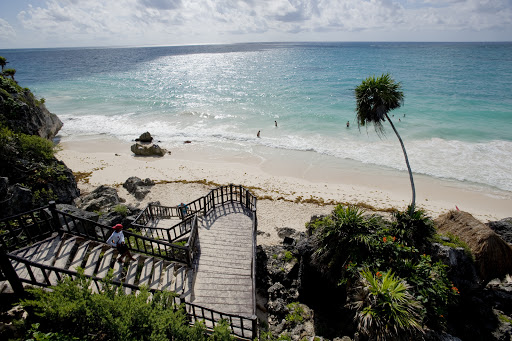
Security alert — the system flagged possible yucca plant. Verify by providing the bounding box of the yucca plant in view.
[348,269,424,340]
[391,205,435,252]
[313,205,379,272]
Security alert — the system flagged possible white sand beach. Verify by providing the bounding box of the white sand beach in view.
[56,135,512,246]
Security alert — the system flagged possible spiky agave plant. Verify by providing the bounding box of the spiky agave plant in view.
[313,205,378,271]
[348,269,424,341]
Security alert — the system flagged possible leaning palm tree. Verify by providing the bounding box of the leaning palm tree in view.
[3,68,16,82]
[0,56,7,72]
[354,73,415,213]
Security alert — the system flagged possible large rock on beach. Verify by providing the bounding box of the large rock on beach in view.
[123,176,154,200]
[130,143,167,156]
[435,210,512,283]
[135,131,153,143]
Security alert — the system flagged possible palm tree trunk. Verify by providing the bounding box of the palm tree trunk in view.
[385,114,416,214]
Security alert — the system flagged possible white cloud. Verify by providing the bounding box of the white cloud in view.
[6,0,512,47]
[0,18,16,39]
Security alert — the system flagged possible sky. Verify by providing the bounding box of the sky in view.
[0,0,511,48]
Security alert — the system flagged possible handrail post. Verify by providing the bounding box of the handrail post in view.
[230,184,233,202]
[203,196,207,216]
[239,185,242,205]
[0,248,25,296]
[252,317,258,340]
[48,201,62,234]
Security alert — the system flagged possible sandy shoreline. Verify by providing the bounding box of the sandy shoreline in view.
[56,135,512,245]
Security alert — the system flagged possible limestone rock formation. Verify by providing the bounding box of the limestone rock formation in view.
[75,185,121,212]
[135,131,153,143]
[0,74,79,218]
[0,78,62,139]
[488,217,512,246]
[123,176,154,200]
[130,143,167,156]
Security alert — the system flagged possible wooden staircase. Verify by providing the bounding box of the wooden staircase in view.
[0,233,192,298]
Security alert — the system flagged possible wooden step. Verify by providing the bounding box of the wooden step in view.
[138,257,153,287]
[92,248,115,293]
[48,236,78,285]
[112,255,123,282]
[69,240,90,272]
[124,255,140,295]
[173,265,186,294]
[84,244,103,277]
[149,260,163,290]
[158,264,175,291]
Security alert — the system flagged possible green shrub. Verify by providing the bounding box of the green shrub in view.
[26,323,80,341]
[409,254,459,329]
[347,269,423,340]
[313,205,381,273]
[434,233,473,261]
[113,204,129,217]
[283,251,295,262]
[391,206,435,252]
[32,188,57,205]
[285,302,307,325]
[18,269,233,341]
[18,133,55,160]
[312,204,458,331]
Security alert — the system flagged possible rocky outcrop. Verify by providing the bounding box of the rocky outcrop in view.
[0,179,33,218]
[430,242,481,293]
[1,77,62,139]
[130,143,167,157]
[488,218,512,246]
[75,185,121,212]
[0,74,79,219]
[135,131,153,143]
[123,176,154,200]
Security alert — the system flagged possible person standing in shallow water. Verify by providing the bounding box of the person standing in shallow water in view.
[107,224,135,262]
[346,121,350,128]
[275,121,277,127]
[257,130,261,138]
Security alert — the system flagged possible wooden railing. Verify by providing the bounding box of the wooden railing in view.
[134,184,257,226]
[180,299,257,340]
[50,203,195,266]
[0,249,256,339]
[0,206,54,252]
[0,185,258,339]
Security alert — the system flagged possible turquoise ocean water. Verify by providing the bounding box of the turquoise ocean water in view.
[1,42,511,192]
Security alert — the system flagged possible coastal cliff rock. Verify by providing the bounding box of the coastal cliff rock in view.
[488,217,512,246]
[130,143,167,156]
[75,185,121,212]
[0,71,79,218]
[0,76,62,139]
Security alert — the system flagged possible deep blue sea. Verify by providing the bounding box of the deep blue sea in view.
[1,42,511,191]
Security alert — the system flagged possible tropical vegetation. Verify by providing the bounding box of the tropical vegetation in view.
[354,74,416,213]
[308,204,459,339]
[17,269,235,341]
